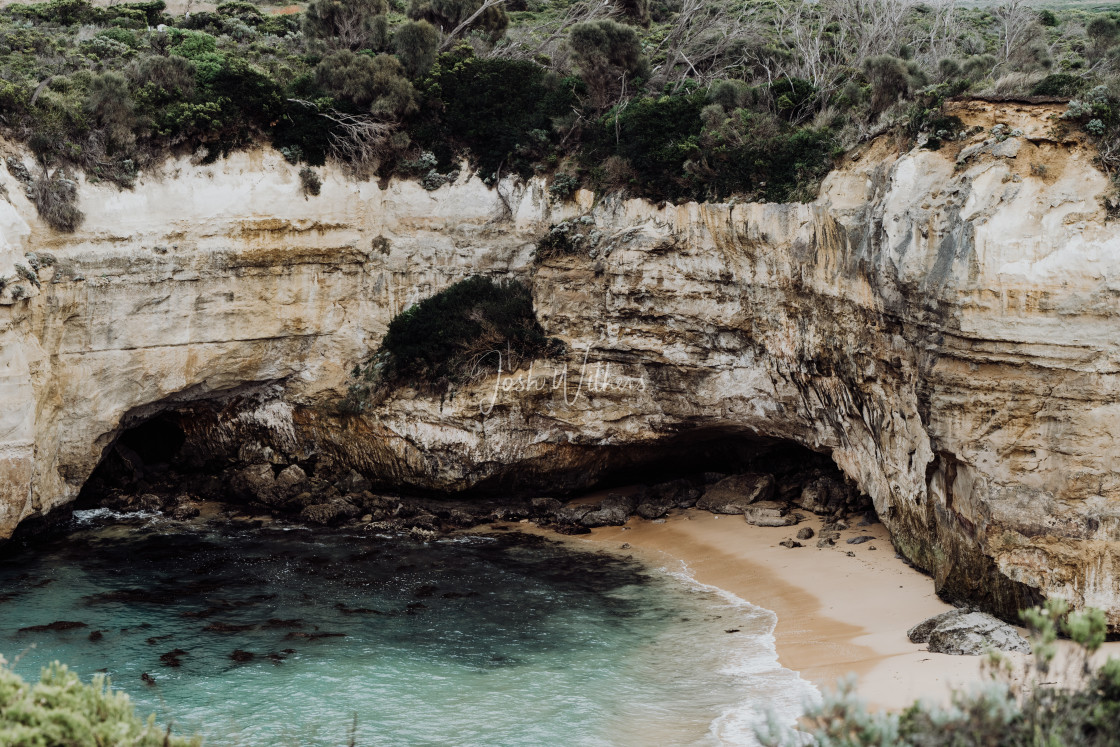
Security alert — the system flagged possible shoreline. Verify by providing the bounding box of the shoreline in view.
[568,509,1010,712]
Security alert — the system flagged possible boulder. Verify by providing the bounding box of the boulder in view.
[636,495,676,520]
[796,476,854,515]
[229,463,278,504]
[581,495,635,527]
[676,488,702,509]
[909,609,1031,655]
[556,504,594,524]
[743,500,798,527]
[779,539,803,549]
[796,527,815,540]
[275,464,307,499]
[336,469,371,494]
[530,497,562,517]
[299,499,361,526]
[847,535,875,545]
[697,474,775,514]
[171,503,201,520]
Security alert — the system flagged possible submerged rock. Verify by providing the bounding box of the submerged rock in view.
[908,609,1031,655]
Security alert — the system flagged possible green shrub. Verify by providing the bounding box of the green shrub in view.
[29,168,84,232]
[393,19,440,79]
[299,165,322,195]
[588,90,705,199]
[549,172,580,200]
[347,276,560,403]
[0,656,198,745]
[315,50,417,118]
[304,0,389,51]
[407,0,508,43]
[1032,73,1084,98]
[568,19,648,110]
[416,52,575,177]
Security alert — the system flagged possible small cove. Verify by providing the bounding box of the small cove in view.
[0,509,815,745]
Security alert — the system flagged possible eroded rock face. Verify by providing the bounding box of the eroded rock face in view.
[2,100,1120,627]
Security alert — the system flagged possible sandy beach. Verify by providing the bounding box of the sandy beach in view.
[569,510,1014,711]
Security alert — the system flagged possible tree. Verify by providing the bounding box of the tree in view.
[303,0,389,51]
[394,20,441,79]
[615,0,650,27]
[407,0,508,43]
[864,55,922,118]
[86,71,137,153]
[568,19,649,110]
[315,50,418,119]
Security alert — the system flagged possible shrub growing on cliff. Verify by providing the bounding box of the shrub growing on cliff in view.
[28,168,84,232]
[0,655,198,745]
[345,276,560,408]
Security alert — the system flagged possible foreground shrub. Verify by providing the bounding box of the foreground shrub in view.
[345,276,560,408]
[0,655,198,745]
[758,602,1120,746]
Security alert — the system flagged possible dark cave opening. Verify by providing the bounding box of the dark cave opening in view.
[118,413,186,466]
[76,404,871,530]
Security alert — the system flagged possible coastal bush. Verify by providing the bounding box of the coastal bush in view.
[758,601,1120,747]
[7,0,1120,203]
[346,276,560,406]
[29,168,84,232]
[568,19,648,110]
[0,655,199,745]
[416,52,575,176]
[407,0,508,43]
[303,0,389,51]
[299,165,322,195]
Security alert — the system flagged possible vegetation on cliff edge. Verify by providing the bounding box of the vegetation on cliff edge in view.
[5,0,1120,230]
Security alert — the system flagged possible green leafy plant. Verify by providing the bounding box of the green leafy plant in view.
[0,655,199,745]
[345,276,561,408]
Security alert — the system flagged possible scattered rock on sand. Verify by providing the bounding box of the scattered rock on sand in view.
[908,609,1031,655]
[779,539,802,549]
[796,527,814,540]
[697,474,775,514]
[846,535,875,545]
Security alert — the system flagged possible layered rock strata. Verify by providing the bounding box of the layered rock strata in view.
[1,100,1119,626]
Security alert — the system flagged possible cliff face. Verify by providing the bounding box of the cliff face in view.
[2,100,1119,626]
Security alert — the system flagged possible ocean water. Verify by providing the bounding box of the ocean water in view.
[0,510,816,745]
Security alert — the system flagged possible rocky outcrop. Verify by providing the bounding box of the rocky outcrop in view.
[908,609,1031,656]
[2,100,1120,628]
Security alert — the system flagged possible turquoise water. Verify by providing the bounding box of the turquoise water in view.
[0,510,815,745]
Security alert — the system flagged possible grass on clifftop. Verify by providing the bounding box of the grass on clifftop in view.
[344,276,562,409]
[0,654,198,745]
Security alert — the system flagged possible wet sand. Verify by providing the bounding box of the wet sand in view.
[573,510,1015,711]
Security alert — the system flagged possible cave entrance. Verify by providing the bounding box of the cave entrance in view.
[76,411,190,509]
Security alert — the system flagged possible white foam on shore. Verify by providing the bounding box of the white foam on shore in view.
[71,508,165,526]
[660,559,821,746]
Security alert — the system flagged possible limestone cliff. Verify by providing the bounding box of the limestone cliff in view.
[1,100,1118,627]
